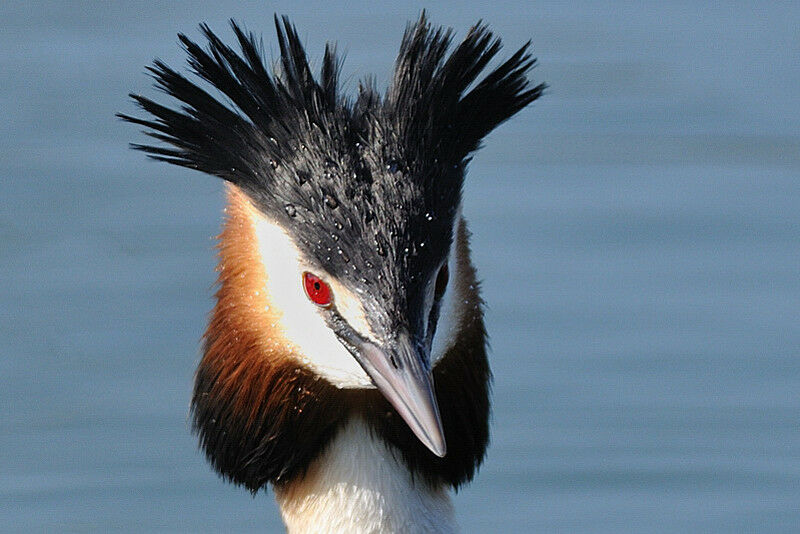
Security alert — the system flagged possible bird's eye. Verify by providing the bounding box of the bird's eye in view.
[434,264,449,300]
[303,272,332,307]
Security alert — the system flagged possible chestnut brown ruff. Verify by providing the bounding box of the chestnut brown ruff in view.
[191,187,489,493]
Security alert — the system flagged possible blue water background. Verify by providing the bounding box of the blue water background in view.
[2,1,799,531]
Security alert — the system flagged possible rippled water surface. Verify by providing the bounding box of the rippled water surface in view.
[2,1,799,532]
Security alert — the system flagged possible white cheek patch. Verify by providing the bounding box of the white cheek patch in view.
[430,248,460,365]
[252,214,374,389]
[431,211,464,366]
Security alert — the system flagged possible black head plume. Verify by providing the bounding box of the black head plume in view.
[382,14,543,165]
[120,14,543,330]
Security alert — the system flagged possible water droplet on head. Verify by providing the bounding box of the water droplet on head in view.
[425,212,434,221]
[324,194,339,209]
[284,204,297,217]
[386,160,400,173]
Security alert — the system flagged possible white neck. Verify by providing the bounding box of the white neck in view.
[274,419,457,534]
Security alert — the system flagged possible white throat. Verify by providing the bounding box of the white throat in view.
[274,419,457,534]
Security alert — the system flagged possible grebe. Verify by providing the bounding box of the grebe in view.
[121,14,542,533]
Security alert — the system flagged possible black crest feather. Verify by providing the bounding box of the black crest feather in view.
[383,15,543,163]
[119,13,542,192]
[120,13,542,336]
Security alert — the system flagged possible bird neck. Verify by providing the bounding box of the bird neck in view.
[274,418,457,534]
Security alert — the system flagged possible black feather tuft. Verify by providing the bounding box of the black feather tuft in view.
[119,14,541,192]
[381,12,545,165]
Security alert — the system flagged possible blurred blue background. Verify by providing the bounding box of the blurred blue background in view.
[2,1,799,532]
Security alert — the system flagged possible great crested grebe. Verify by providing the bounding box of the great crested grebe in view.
[121,13,542,533]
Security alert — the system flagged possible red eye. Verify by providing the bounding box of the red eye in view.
[303,272,332,307]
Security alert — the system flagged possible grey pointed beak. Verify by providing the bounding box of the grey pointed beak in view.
[355,337,446,457]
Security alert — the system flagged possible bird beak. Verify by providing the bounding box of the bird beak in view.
[355,336,447,457]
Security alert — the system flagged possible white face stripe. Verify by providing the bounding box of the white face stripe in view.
[251,204,463,384]
[430,205,464,366]
[430,247,461,365]
[326,277,377,341]
[252,212,374,388]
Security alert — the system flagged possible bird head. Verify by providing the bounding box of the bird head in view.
[121,13,542,491]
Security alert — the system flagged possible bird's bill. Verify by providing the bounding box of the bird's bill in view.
[355,337,447,457]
